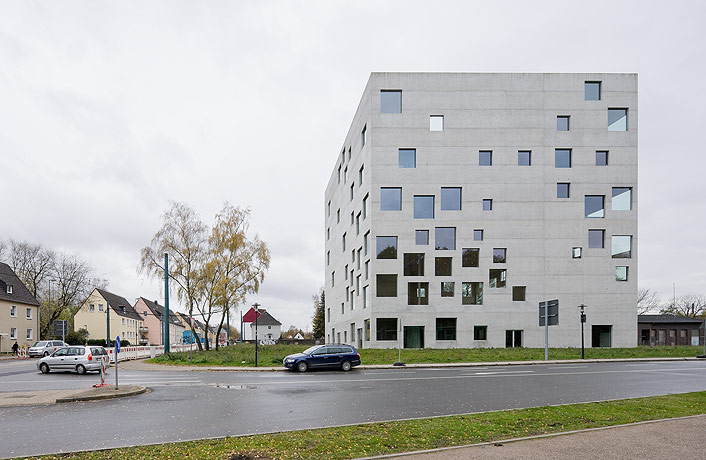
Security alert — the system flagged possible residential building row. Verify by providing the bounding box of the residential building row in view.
[0,262,40,352]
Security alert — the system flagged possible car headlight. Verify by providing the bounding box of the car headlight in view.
[284,358,294,363]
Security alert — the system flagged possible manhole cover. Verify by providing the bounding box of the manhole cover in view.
[215,384,257,390]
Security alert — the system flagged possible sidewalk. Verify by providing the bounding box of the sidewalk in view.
[359,415,706,460]
[0,385,146,407]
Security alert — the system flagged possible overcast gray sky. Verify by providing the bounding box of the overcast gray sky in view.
[1,0,705,331]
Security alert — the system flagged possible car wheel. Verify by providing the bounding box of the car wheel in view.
[43,351,49,357]
[341,360,352,372]
[76,364,87,375]
[297,361,309,373]
[39,363,49,374]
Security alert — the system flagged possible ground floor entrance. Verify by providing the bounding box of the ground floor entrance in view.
[592,325,612,347]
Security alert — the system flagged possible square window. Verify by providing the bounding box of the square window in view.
[436,318,457,340]
[407,282,429,305]
[596,151,609,166]
[462,282,483,305]
[615,266,628,281]
[572,247,582,259]
[473,325,487,341]
[376,275,398,297]
[414,195,435,218]
[489,269,507,288]
[435,227,456,250]
[399,148,416,168]
[376,318,398,340]
[493,248,507,263]
[441,281,455,297]
[585,81,601,100]
[415,230,429,245]
[612,187,632,211]
[473,229,484,241]
[380,187,402,211]
[381,90,402,113]
[376,236,398,259]
[462,248,480,267]
[518,150,531,166]
[608,108,628,131]
[435,257,452,276]
[612,235,632,258]
[482,199,493,211]
[557,116,570,131]
[440,187,461,210]
[557,183,570,198]
[512,286,526,301]
[404,253,425,276]
[555,149,571,168]
[588,229,605,248]
[585,195,605,218]
[479,150,492,166]
[430,115,444,131]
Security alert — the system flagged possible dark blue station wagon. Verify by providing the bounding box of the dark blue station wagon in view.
[283,344,361,372]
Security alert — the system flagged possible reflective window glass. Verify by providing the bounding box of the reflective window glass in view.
[381,90,402,113]
[407,282,429,305]
[612,187,632,211]
[380,187,402,210]
[585,81,601,100]
[608,108,628,131]
[585,195,605,218]
[612,235,632,259]
[399,149,416,168]
[479,150,492,166]
[572,247,582,259]
[482,199,492,211]
[473,229,484,241]
[376,275,398,297]
[441,281,455,297]
[430,115,444,131]
[436,318,456,340]
[596,151,608,166]
[518,150,531,166]
[615,266,628,281]
[376,236,398,259]
[440,187,461,210]
[557,116,570,131]
[415,230,429,245]
[555,149,571,168]
[462,248,479,267]
[414,195,434,218]
[493,248,507,263]
[489,269,507,288]
[588,229,605,248]
[435,227,456,250]
[462,282,483,305]
[435,257,452,276]
[557,183,570,198]
[512,286,526,301]
[403,253,425,276]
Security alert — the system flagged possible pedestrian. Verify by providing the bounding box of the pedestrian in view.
[11,341,19,356]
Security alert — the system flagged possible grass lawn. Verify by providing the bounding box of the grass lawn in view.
[22,391,706,460]
[147,343,704,367]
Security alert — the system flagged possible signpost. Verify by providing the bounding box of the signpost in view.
[115,336,120,390]
[539,299,559,361]
[52,320,67,342]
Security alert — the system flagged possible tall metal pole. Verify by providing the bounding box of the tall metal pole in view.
[579,304,586,359]
[164,253,170,353]
[253,303,260,367]
[47,279,52,339]
[545,305,549,361]
[106,301,111,348]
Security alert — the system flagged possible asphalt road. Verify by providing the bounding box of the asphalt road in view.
[1,359,705,459]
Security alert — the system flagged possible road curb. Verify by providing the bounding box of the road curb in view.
[55,386,148,403]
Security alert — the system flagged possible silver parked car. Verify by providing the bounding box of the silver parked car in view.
[28,340,68,357]
[37,346,109,375]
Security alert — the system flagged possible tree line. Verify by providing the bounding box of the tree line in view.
[638,288,705,317]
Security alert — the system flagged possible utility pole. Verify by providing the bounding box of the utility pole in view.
[106,301,111,348]
[164,253,170,353]
[253,303,260,367]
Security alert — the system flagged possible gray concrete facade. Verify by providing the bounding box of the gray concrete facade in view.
[324,73,637,349]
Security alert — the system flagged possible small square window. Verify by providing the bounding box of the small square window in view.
[608,108,628,131]
[473,229,484,241]
[436,318,457,340]
[518,150,531,166]
[585,195,605,218]
[612,235,632,259]
[414,195,435,219]
[407,282,429,305]
[381,187,402,211]
[596,151,609,166]
[435,257,452,276]
[615,266,628,281]
[512,286,526,301]
[479,151,492,166]
[399,148,416,168]
[441,281,455,297]
[376,274,398,297]
[376,236,398,259]
[489,269,507,288]
[381,90,402,113]
[404,253,425,276]
[557,183,570,198]
[462,282,483,305]
[557,116,570,131]
[588,229,605,249]
[441,187,462,211]
[415,230,429,245]
[572,247,582,259]
[462,248,479,267]
[430,115,444,131]
[473,325,487,341]
[612,187,632,211]
[482,199,493,211]
[435,227,456,250]
[555,149,571,168]
[492,248,507,263]
[585,81,601,100]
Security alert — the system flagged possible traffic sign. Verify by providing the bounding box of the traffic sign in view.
[52,320,67,336]
[116,336,121,353]
[539,299,559,326]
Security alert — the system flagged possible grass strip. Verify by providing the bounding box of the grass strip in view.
[148,344,704,367]
[22,391,706,460]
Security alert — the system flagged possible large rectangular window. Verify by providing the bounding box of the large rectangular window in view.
[436,318,456,340]
[489,269,507,288]
[585,195,605,218]
[403,253,425,276]
[608,108,628,131]
[381,90,402,113]
[415,230,429,245]
[479,150,492,166]
[435,227,456,250]
[611,235,632,258]
[588,229,605,248]
[462,282,483,305]
[441,187,462,210]
[399,148,416,168]
[435,257,452,276]
[585,81,601,100]
[381,187,402,210]
[408,282,429,305]
[376,236,398,259]
[376,274,398,297]
[612,187,632,211]
[555,149,571,168]
[414,195,434,218]
[376,318,398,340]
[462,248,479,267]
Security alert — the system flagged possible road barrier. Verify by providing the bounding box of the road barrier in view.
[106,344,193,364]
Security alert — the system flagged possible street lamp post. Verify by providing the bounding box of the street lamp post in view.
[578,304,587,359]
[252,303,261,367]
[47,279,55,339]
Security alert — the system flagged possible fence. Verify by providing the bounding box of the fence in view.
[106,344,194,363]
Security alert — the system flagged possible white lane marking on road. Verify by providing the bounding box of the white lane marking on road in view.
[626,363,658,366]
[471,370,535,375]
[547,365,588,369]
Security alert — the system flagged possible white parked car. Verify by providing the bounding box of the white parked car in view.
[37,346,109,375]
[28,340,68,357]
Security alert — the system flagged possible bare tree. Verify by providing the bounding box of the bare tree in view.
[637,288,661,314]
[139,201,208,350]
[660,293,706,318]
[6,240,55,299]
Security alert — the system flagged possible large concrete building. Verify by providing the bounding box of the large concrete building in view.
[324,73,637,349]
